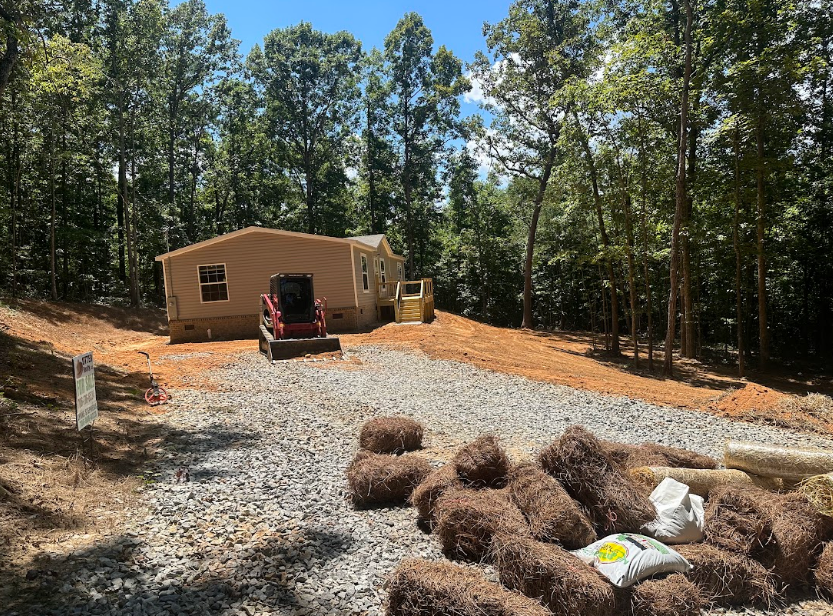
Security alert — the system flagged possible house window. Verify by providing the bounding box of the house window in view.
[198,264,229,302]
[361,255,369,292]
[397,263,403,281]
[379,259,386,283]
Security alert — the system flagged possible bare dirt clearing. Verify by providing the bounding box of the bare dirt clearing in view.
[2,300,833,615]
[349,311,833,430]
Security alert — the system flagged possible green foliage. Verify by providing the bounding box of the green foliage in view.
[0,0,831,364]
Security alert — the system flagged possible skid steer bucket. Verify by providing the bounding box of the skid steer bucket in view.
[259,325,342,360]
[258,273,343,361]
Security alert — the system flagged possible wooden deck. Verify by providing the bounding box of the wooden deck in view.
[376,278,435,324]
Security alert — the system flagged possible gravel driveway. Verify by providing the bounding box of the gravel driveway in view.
[9,346,833,616]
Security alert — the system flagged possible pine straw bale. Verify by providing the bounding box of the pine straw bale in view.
[675,543,775,607]
[434,487,529,562]
[346,451,431,507]
[491,533,621,616]
[410,464,462,522]
[630,466,783,498]
[704,485,773,556]
[453,435,510,487]
[758,492,826,589]
[538,425,656,533]
[630,574,703,616]
[359,416,424,454]
[815,542,833,600]
[386,558,550,616]
[507,463,596,549]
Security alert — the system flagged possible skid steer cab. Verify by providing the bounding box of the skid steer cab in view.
[258,273,342,361]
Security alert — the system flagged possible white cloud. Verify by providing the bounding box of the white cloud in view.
[463,70,489,105]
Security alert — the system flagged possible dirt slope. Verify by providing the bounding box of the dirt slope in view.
[348,311,832,425]
[348,311,726,409]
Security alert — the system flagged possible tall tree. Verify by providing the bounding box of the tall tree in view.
[663,0,693,376]
[160,0,235,245]
[253,22,362,236]
[384,13,468,276]
[472,0,599,329]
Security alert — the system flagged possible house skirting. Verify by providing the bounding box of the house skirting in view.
[168,307,360,343]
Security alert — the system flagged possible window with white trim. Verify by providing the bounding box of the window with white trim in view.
[361,255,369,292]
[379,258,386,283]
[198,264,229,302]
[397,263,403,281]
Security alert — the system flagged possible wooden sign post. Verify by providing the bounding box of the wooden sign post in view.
[72,352,98,457]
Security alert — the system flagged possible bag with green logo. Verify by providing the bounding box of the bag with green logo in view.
[571,533,691,587]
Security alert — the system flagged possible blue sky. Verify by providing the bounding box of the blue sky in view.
[175,0,510,116]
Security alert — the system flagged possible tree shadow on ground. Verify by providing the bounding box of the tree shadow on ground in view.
[3,524,356,615]
[2,298,168,336]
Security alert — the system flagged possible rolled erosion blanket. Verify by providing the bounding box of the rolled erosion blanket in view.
[630,466,783,498]
[453,435,510,487]
[346,451,431,507]
[815,542,833,601]
[410,464,462,522]
[675,543,775,607]
[725,440,833,482]
[507,463,596,549]
[630,574,702,616]
[491,534,622,616]
[360,416,424,454]
[434,488,529,562]
[538,425,656,533]
[386,558,550,616]
[704,485,772,556]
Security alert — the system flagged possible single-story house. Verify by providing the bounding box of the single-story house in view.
[155,227,408,342]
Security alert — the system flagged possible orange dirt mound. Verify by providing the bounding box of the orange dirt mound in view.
[712,384,788,418]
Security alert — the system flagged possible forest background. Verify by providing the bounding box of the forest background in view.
[1,0,831,375]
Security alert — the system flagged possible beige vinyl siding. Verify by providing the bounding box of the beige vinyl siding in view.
[390,256,406,281]
[166,231,355,321]
[353,246,378,327]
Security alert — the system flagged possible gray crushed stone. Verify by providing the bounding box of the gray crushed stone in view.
[8,345,833,616]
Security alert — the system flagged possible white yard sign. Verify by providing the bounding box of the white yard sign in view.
[73,352,98,431]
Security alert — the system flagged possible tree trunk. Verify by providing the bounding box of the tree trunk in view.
[0,5,20,103]
[117,99,127,283]
[522,154,554,329]
[575,118,619,352]
[168,95,177,238]
[681,92,699,358]
[49,126,58,301]
[366,98,378,233]
[126,105,140,307]
[305,151,316,235]
[600,264,610,350]
[637,113,654,371]
[755,118,769,368]
[622,191,639,367]
[8,86,18,297]
[664,0,693,377]
[733,125,745,377]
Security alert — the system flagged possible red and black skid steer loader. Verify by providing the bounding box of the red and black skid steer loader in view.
[258,273,342,360]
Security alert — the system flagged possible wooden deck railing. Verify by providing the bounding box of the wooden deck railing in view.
[377,277,433,323]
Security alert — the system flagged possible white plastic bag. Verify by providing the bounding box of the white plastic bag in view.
[572,533,691,588]
[642,477,705,544]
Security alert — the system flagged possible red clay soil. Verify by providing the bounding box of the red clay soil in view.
[2,300,830,432]
[345,311,833,434]
[346,311,725,409]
